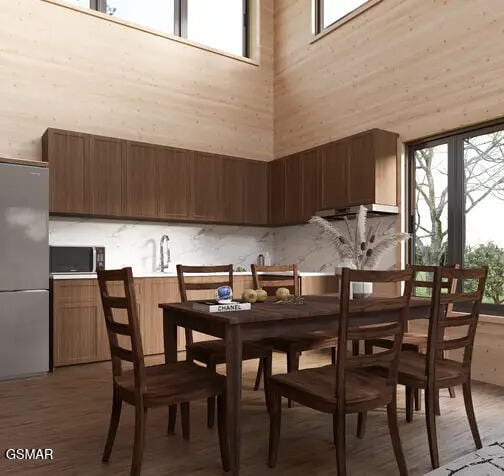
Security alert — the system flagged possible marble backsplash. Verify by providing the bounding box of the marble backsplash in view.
[49,215,400,274]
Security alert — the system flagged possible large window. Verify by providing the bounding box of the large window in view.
[314,0,379,34]
[66,0,249,57]
[409,121,504,315]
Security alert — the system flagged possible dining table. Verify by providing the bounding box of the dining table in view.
[160,294,432,475]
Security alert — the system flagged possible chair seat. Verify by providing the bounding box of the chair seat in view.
[265,332,337,353]
[367,332,428,353]
[397,351,468,389]
[115,361,225,407]
[187,339,271,365]
[270,364,394,413]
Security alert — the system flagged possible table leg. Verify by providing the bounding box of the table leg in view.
[225,325,242,475]
[163,310,178,434]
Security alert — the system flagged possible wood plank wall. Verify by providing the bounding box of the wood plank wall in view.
[0,0,273,161]
[274,0,504,158]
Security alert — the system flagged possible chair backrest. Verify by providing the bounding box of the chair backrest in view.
[251,264,299,297]
[337,268,414,402]
[97,267,146,393]
[426,266,488,377]
[176,264,234,345]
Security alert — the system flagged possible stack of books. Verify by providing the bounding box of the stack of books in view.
[192,300,251,313]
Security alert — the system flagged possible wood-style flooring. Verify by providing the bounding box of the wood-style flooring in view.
[1,350,503,475]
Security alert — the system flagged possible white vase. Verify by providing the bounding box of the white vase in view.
[351,282,373,299]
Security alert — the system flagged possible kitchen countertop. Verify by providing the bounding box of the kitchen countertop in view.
[50,271,336,280]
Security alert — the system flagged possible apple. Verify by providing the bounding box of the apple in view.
[275,287,291,301]
[256,289,268,302]
[242,289,258,303]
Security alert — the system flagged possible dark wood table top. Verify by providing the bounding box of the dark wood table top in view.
[159,295,431,325]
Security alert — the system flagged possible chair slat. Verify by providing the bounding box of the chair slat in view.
[184,282,231,291]
[107,321,132,336]
[439,337,471,351]
[349,323,401,340]
[438,314,474,328]
[110,343,135,362]
[102,296,129,309]
[439,292,481,305]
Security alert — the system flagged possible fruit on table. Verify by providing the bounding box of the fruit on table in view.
[242,289,258,303]
[256,289,268,302]
[275,287,290,301]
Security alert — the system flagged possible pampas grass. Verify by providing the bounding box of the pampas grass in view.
[309,205,410,270]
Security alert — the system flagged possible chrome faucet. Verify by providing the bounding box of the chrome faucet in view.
[160,234,171,272]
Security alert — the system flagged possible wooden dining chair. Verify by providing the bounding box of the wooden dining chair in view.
[268,268,414,476]
[364,264,459,416]
[97,268,229,476]
[251,264,338,406]
[176,264,272,428]
[396,265,488,469]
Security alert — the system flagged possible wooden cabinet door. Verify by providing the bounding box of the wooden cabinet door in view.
[269,158,286,225]
[243,160,268,225]
[157,147,191,220]
[43,129,89,214]
[373,130,398,206]
[87,135,124,216]
[300,149,321,220]
[222,157,245,223]
[190,152,223,222]
[285,154,302,224]
[124,142,158,218]
[347,132,375,206]
[320,140,348,210]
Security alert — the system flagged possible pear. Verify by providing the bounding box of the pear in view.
[256,289,268,302]
[275,287,291,301]
[242,289,258,303]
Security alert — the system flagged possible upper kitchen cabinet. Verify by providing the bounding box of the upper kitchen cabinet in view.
[300,149,321,221]
[243,160,268,225]
[269,157,286,225]
[157,147,191,220]
[222,157,246,223]
[124,142,158,219]
[284,153,302,224]
[43,129,89,215]
[319,139,348,210]
[190,152,224,222]
[87,135,124,217]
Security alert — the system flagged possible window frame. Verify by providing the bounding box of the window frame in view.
[407,118,504,316]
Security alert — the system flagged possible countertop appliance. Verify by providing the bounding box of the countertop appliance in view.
[0,160,49,380]
[50,246,105,274]
[315,203,399,220]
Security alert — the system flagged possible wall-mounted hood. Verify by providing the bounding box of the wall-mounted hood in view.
[315,203,399,220]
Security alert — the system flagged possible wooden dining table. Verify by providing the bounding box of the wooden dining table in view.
[160,295,431,475]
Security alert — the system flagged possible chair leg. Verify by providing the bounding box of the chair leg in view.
[435,389,441,416]
[167,405,177,435]
[425,385,439,469]
[286,351,299,408]
[334,412,346,476]
[462,381,482,449]
[331,347,336,364]
[254,358,264,391]
[131,405,147,476]
[268,388,282,468]
[102,392,122,462]
[352,340,360,356]
[357,412,367,439]
[207,362,216,429]
[414,388,421,412]
[263,355,273,414]
[448,386,456,399]
[181,402,190,440]
[217,394,230,472]
[405,386,414,423]
[387,392,408,476]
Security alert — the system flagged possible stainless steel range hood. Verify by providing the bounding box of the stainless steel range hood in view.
[315,203,399,220]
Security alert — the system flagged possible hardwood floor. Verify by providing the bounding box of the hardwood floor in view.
[1,350,503,475]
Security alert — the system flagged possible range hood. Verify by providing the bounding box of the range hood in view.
[315,203,399,220]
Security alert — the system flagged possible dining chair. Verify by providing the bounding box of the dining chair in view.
[97,268,229,476]
[364,264,459,419]
[176,264,272,428]
[251,264,338,406]
[396,265,488,469]
[267,268,414,476]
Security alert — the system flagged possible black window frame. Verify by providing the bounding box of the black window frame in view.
[314,0,377,35]
[83,0,250,58]
[407,118,504,317]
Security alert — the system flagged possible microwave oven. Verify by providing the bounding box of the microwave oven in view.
[50,246,105,274]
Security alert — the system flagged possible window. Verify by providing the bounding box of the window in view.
[64,0,249,58]
[314,0,379,34]
[409,122,504,315]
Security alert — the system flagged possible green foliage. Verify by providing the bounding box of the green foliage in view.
[465,242,504,304]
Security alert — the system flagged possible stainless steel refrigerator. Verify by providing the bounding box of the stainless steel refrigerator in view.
[0,161,49,380]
